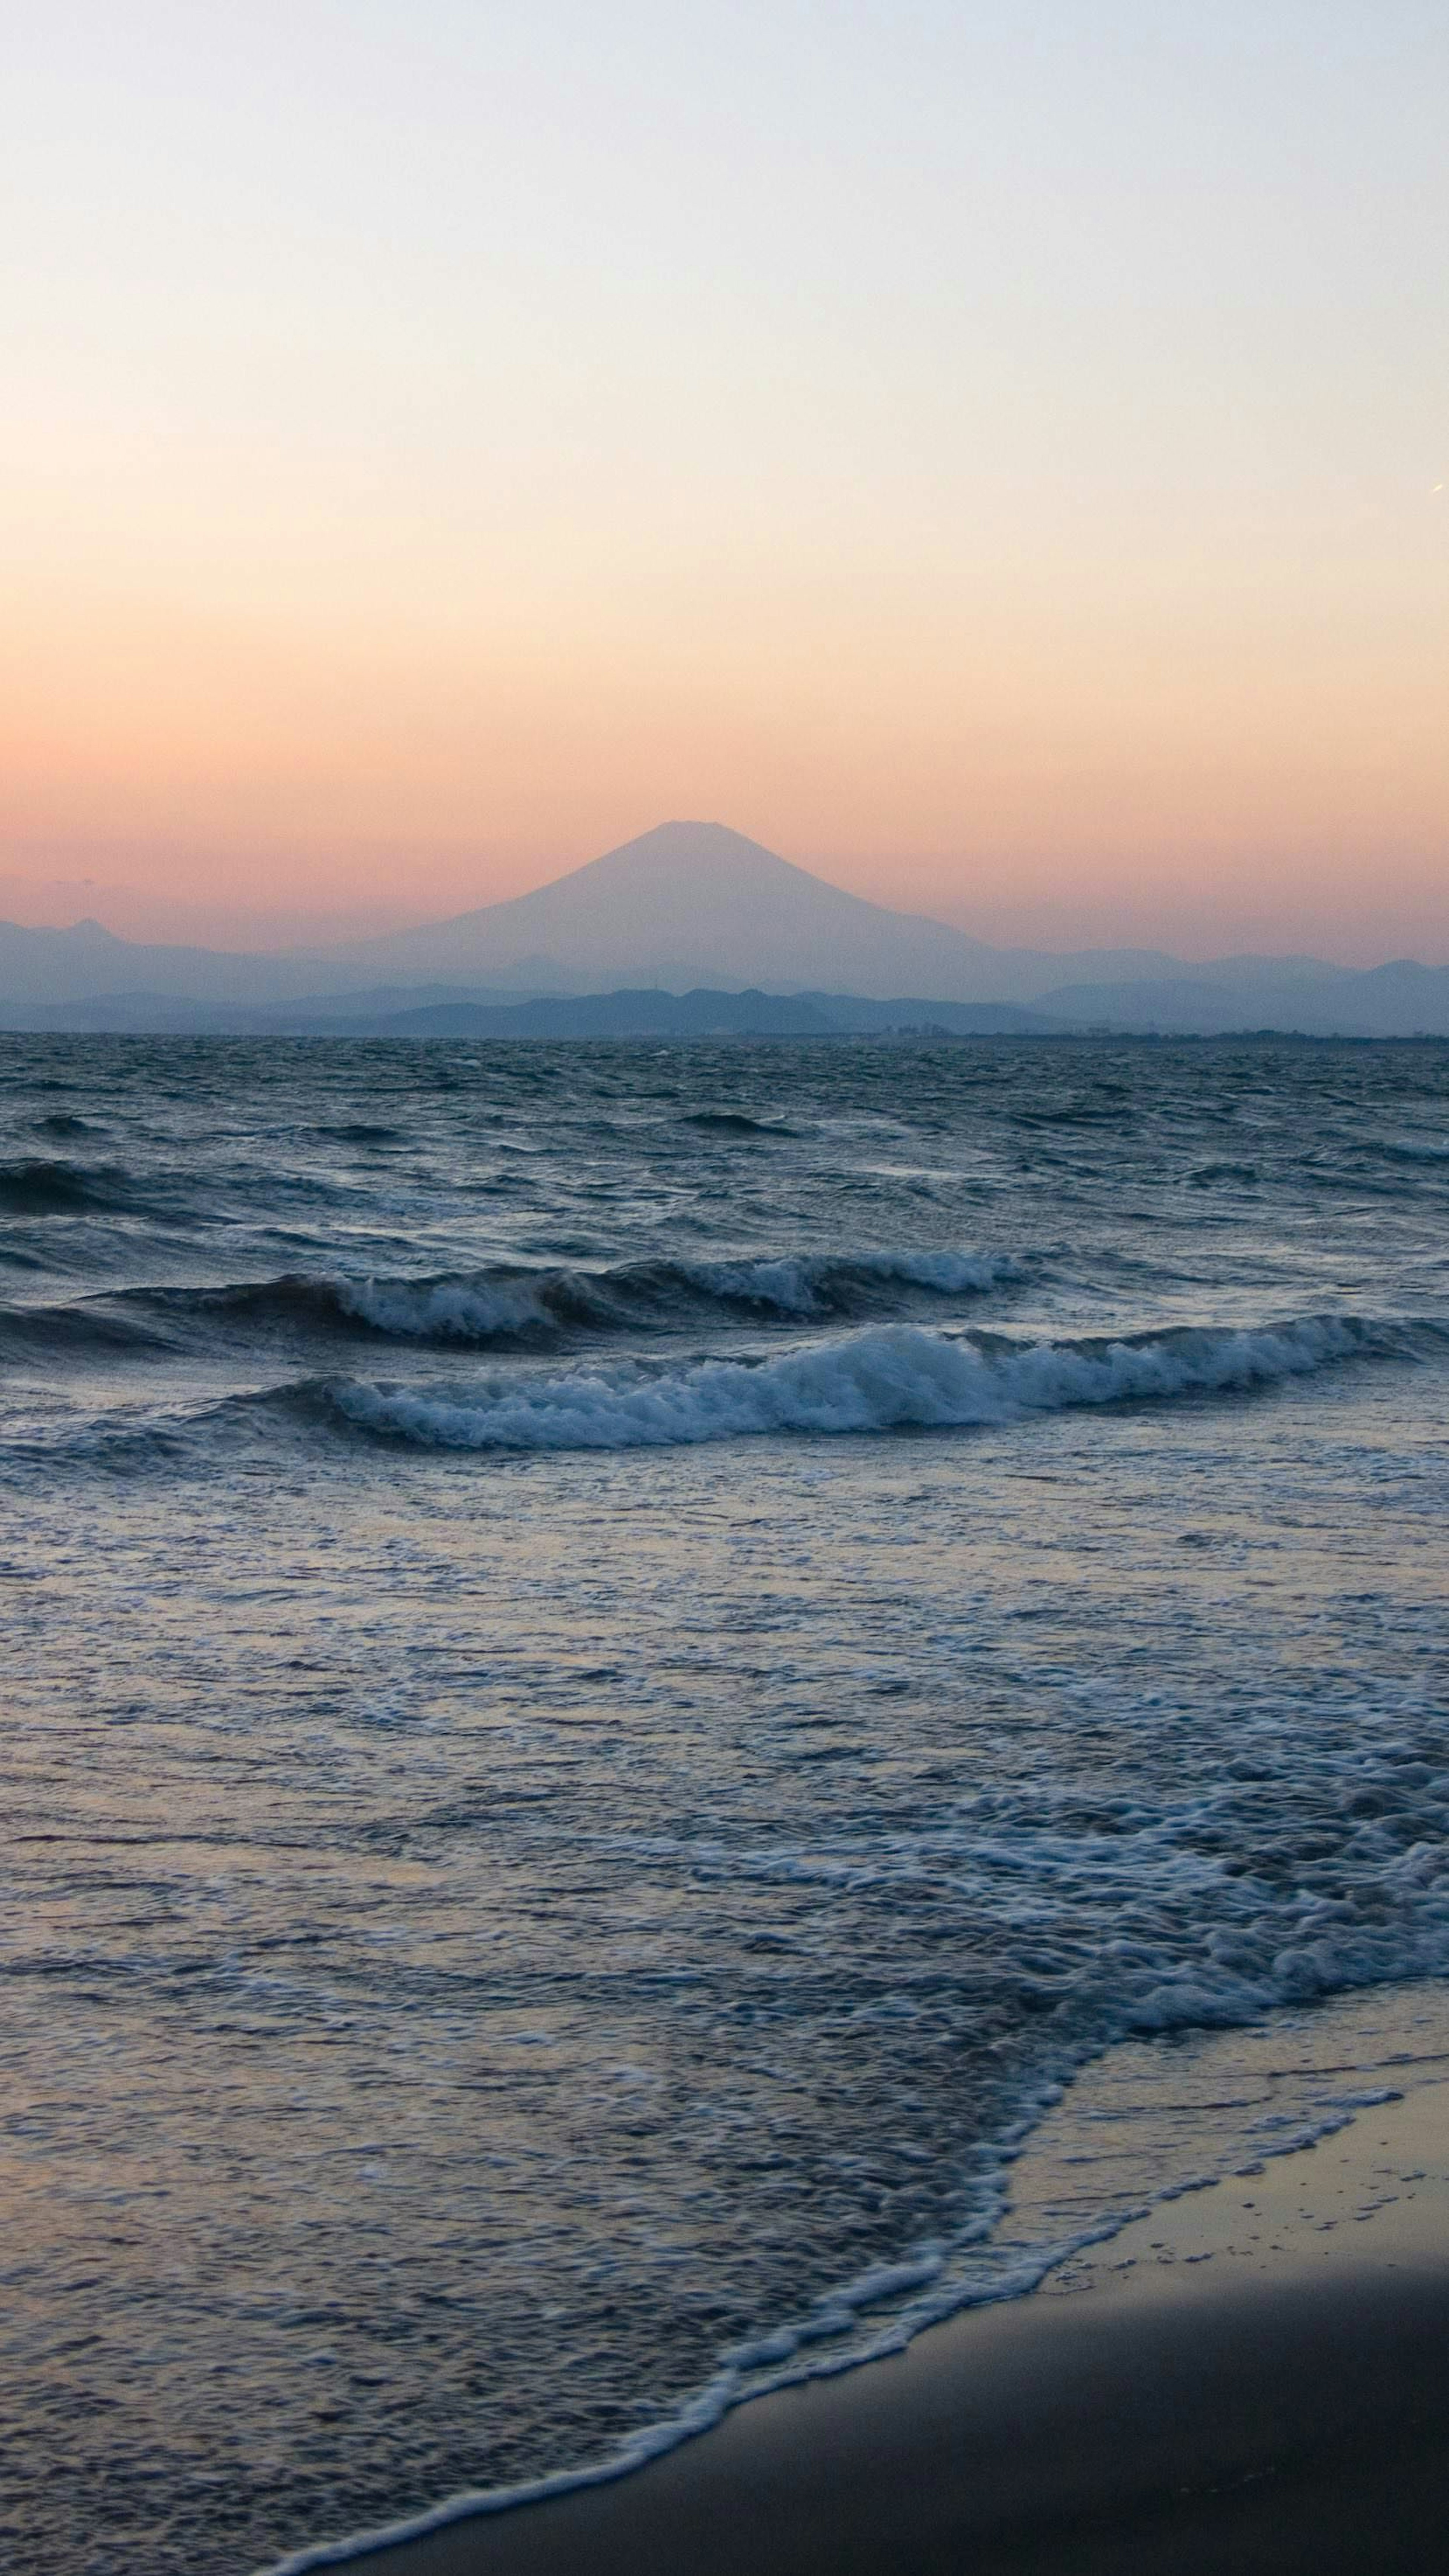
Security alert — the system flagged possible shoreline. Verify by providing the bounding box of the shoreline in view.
[270,1989,1449,2576]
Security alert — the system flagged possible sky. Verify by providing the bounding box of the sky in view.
[3,1,1445,961]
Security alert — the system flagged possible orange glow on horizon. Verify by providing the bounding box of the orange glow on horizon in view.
[4,5,1444,964]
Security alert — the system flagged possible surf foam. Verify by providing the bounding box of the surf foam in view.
[332,1314,1375,1454]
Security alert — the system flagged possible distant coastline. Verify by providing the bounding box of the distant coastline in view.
[4,1004,1449,1044]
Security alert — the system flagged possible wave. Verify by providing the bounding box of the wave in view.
[680,1110,800,1137]
[26,1309,1383,1478]
[329,1314,1384,1456]
[1366,1137,1449,1167]
[125,1249,1020,1349]
[0,1299,174,1363]
[0,1157,140,1216]
[29,1113,106,1140]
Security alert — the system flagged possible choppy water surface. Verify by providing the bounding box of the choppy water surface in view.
[2,1034,1447,2574]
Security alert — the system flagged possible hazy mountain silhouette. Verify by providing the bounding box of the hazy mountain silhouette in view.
[0,919,348,1011]
[0,823,1185,1012]
[321,821,1019,999]
[1,820,1445,1032]
[1040,961,1449,1037]
[271,989,1062,1041]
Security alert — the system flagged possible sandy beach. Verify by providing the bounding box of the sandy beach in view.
[298,1991,1449,2576]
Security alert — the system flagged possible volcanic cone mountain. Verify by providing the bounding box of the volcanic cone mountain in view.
[322,820,1006,999]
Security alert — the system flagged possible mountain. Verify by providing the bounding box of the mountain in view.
[0,823,1195,1017]
[0,820,1444,1032]
[319,821,1014,999]
[0,921,558,1016]
[310,825,1391,1004]
[318,820,1333,1003]
[283,989,1064,1041]
[1039,961,1449,1037]
[0,918,353,1011]
[8,985,1065,1040]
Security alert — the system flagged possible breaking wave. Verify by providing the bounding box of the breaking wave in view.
[330,1314,1384,1455]
[129,1248,1020,1348]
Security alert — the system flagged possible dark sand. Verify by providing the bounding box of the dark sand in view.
[301,2003,1449,2576]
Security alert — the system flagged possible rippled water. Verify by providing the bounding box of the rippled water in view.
[3,1035,1448,2573]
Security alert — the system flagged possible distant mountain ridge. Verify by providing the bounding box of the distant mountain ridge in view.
[1,821,1446,1034]
[275,989,1061,1041]
[313,822,1272,1003]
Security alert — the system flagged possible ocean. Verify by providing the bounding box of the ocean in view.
[3,1033,1448,2575]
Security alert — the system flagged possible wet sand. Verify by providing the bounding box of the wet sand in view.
[297,2012,1449,2576]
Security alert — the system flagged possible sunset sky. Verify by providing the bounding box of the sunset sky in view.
[3,2,1445,959]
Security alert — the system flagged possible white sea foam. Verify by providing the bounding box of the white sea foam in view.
[332,1315,1371,1454]
[337,1273,554,1339]
[681,1249,1017,1309]
[331,1248,1017,1342]
[259,2050,1431,2576]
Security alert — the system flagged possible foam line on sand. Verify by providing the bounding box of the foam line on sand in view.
[275,1986,1449,2576]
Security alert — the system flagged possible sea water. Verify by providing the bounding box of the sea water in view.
[2,1034,1447,2574]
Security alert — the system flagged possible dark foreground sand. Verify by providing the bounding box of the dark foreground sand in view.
[308,2010,1449,2576]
